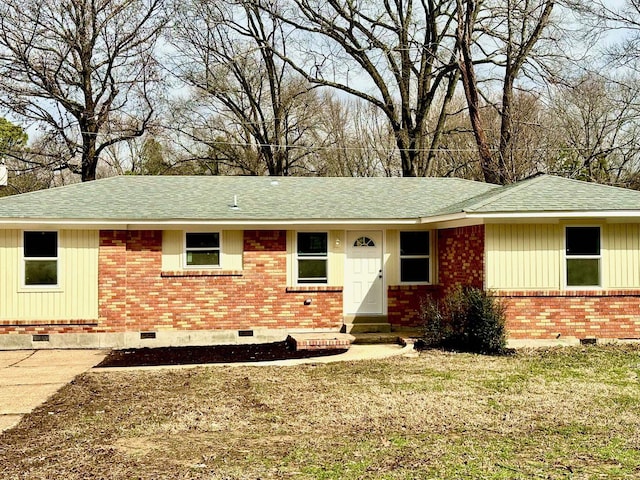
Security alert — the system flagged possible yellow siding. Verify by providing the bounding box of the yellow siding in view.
[286,230,344,286]
[162,230,182,270]
[222,231,243,271]
[0,230,98,320]
[385,230,399,285]
[485,224,562,290]
[162,230,243,271]
[328,230,344,286]
[604,224,640,288]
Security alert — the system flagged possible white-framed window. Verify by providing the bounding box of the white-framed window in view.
[23,231,58,286]
[296,232,328,284]
[565,226,601,287]
[184,232,221,268]
[400,231,430,283]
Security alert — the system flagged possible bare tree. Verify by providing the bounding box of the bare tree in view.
[455,0,558,184]
[0,0,166,181]
[169,0,324,176]
[316,95,401,177]
[254,0,460,177]
[546,74,640,186]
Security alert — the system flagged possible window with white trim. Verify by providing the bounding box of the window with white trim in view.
[185,232,220,267]
[400,231,430,283]
[565,226,601,287]
[24,231,58,286]
[296,232,328,284]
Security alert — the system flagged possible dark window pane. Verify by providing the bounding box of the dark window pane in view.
[297,233,327,256]
[24,231,57,258]
[567,258,600,286]
[25,260,57,285]
[400,231,430,256]
[566,227,600,256]
[187,251,220,266]
[298,259,327,282]
[186,233,219,249]
[401,258,430,282]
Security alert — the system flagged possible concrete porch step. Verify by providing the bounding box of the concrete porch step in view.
[343,322,392,334]
[352,329,422,345]
[343,314,391,334]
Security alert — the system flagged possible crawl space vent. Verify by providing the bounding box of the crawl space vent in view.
[238,330,254,337]
[140,332,156,340]
[32,334,50,342]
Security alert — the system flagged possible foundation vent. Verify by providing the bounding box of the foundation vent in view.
[238,330,254,337]
[580,338,597,345]
[33,334,50,342]
[140,332,156,340]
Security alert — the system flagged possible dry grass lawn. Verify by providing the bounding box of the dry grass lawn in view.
[1,345,640,479]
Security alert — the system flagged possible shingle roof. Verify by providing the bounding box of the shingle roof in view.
[445,175,640,214]
[1,174,639,224]
[0,175,499,222]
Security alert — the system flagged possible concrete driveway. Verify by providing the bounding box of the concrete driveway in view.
[0,349,107,434]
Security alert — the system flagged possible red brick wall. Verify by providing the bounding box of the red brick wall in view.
[387,225,485,328]
[95,229,343,333]
[437,225,484,295]
[498,290,640,340]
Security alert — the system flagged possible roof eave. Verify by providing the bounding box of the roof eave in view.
[0,217,426,229]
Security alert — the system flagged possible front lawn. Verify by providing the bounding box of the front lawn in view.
[1,345,640,479]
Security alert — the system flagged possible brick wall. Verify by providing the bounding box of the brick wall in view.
[95,229,343,333]
[498,290,640,340]
[387,225,485,328]
[437,225,484,295]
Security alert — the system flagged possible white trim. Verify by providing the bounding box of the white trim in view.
[295,231,329,285]
[399,230,432,285]
[21,230,61,290]
[563,225,602,289]
[0,218,424,229]
[183,231,222,269]
[469,211,640,219]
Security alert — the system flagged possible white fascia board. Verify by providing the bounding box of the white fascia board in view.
[420,210,640,225]
[419,212,468,224]
[0,217,423,230]
[465,211,640,220]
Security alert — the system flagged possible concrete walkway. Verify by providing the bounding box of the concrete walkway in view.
[0,349,107,434]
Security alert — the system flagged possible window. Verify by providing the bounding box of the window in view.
[185,232,220,267]
[297,232,327,284]
[400,231,430,283]
[353,236,375,247]
[566,226,600,287]
[24,231,58,286]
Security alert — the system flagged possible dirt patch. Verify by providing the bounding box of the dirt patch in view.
[97,341,348,367]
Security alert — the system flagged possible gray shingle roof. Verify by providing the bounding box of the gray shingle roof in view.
[1,174,639,224]
[0,175,499,222]
[447,175,640,214]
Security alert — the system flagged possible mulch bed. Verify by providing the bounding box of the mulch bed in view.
[97,341,348,367]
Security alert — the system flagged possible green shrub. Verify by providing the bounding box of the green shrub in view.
[419,285,507,354]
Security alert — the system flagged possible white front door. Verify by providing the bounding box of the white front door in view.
[344,231,383,315]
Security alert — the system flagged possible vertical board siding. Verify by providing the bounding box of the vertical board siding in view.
[0,229,98,320]
[161,230,182,270]
[385,230,399,285]
[328,230,345,287]
[222,231,243,270]
[604,224,640,288]
[485,224,562,290]
[162,230,244,271]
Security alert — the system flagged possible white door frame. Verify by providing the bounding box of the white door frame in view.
[344,230,385,315]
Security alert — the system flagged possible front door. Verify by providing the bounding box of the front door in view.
[344,231,383,315]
